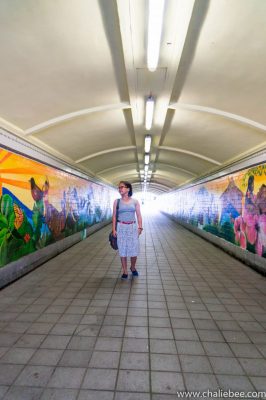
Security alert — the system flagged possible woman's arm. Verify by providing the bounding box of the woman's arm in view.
[112,199,118,236]
[135,200,143,235]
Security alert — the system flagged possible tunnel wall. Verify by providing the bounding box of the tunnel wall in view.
[159,154,266,274]
[0,131,116,288]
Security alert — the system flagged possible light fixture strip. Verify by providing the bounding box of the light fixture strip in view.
[147,0,165,71]
[144,154,150,165]
[144,135,151,153]
[145,97,154,130]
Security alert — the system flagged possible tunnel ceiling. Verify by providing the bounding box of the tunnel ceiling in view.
[0,0,266,195]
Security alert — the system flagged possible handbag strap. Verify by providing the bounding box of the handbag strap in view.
[115,199,120,230]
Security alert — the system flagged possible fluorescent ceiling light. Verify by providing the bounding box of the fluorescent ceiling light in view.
[147,0,165,71]
[144,135,152,152]
[144,154,150,165]
[144,165,149,172]
[145,97,154,130]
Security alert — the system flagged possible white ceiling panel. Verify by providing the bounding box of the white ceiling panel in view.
[0,0,265,194]
[33,109,130,161]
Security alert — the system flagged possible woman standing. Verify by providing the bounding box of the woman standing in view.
[112,181,143,280]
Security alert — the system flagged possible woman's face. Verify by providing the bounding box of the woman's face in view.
[118,182,129,195]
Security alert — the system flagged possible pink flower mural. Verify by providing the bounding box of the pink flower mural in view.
[233,179,266,256]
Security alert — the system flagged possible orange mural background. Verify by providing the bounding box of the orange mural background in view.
[0,147,115,268]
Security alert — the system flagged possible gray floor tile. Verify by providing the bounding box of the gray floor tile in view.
[116,370,149,392]
[173,329,199,341]
[48,367,86,389]
[256,344,266,357]
[13,334,44,349]
[150,339,177,354]
[193,319,218,330]
[183,373,219,391]
[50,323,77,335]
[40,335,71,350]
[89,351,120,368]
[82,368,117,390]
[0,347,35,364]
[0,333,21,347]
[202,342,233,357]
[152,395,181,400]
[59,350,93,367]
[120,352,149,370]
[150,327,174,340]
[115,393,149,400]
[41,388,79,400]
[67,336,96,350]
[222,330,251,343]
[122,338,149,353]
[103,315,125,326]
[78,390,114,400]
[0,364,24,385]
[29,349,63,366]
[209,356,245,375]
[100,325,124,338]
[197,329,224,342]
[239,358,266,376]
[3,321,31,333]
[0,386,9,399]
[250,376,266,392]
[175,340,205,355]
[151,371,184,393]
[246,332,266,344]
[95,337,122,352]
[3,386,43,400]
[216,374,255,391]
[126,316,148,327]
[75,325,101,337]
[150,354,180,372]
[180,355,212,373]
[229,343,264,358]
[14,365,54,387]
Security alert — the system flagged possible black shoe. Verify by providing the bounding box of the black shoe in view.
[121,274,128,280]
[130,267,139,277]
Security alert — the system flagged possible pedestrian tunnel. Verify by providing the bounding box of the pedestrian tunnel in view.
[0,0,266,287]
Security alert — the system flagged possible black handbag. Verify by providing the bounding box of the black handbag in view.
[109,231,118,250]
[109,199,120,250]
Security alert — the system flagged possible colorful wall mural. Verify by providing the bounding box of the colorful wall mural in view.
[0,148,116,268]
[158,163,266,259]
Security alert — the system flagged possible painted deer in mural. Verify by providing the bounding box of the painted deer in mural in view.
[29,177,65,240]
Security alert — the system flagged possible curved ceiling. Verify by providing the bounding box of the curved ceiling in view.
[0,0,265,194]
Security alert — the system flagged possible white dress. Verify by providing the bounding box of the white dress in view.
[117,198,139,257]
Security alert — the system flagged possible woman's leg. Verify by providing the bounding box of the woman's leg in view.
[130,256,137,270]
[121,257,128,275]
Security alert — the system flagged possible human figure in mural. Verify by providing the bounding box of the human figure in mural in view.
[245,175,257,213]
[256,184,266,214]
[112,181,143,280]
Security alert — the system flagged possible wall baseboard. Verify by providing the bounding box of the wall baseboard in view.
[0,219,111,289]
[162,212,266,276]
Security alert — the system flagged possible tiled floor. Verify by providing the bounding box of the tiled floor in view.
[0,212,266,399]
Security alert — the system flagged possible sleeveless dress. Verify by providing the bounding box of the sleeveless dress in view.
[117,198,139,257]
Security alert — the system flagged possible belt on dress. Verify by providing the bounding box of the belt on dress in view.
[118,220,135,224]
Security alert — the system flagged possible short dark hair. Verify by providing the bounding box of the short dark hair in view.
[120,181,133,197]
